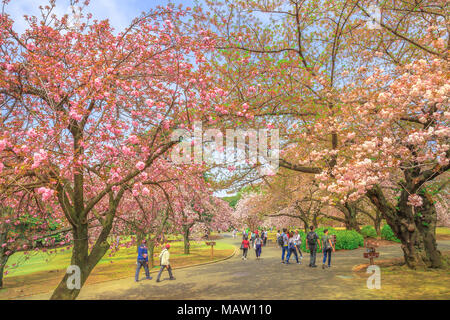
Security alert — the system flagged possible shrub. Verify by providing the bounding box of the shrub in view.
[381,224,401,243]
[334,230,364,250]
[360,225,378,238]
[298,227,363,252]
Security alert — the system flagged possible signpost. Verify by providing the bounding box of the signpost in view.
[205,241,216,258]
[364,239,380,265]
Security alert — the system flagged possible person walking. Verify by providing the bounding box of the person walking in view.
[321,229,335,269]
[135,240,152,282]
[156,244,175,282]
[241,236,250,260]
[263,230,268,247]
[280,228,289,263]
[285,232,300,264]
[293,230,303,264]
[250,230,256,247]
[306,226,321,267]
[254,234,262,259]
[232,228,237,238]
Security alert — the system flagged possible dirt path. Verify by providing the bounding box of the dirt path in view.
[23,235,450,300]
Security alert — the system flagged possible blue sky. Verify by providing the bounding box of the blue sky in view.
[5,0,195,33]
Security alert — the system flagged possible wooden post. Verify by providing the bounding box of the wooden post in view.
[364,239,380,265]
[205,241,216,259]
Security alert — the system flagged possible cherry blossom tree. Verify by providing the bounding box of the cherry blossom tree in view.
[195,0,448,269]
[0,1,219,298]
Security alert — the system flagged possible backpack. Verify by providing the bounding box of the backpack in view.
[288,240,295,250]
[323,235,332,250]
[277,234,284,246]
[306,232,317,246]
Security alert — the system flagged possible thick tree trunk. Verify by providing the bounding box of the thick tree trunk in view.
[395,191,441,268]
[50,224,90,300]
[50,218,112,299]
[368,185,442,269]
[344,203,360,232]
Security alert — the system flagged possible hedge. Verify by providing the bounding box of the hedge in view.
[293,227,363,252]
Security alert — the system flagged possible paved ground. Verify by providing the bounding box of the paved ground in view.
[25,235,450,300]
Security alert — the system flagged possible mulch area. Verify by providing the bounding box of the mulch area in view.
[352,250,450,273]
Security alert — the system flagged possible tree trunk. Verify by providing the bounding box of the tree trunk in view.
[183,226,191,255]
[136,232,145,253]
[344,202,360,232]
[0,231,7,288]
[50,223,90,300]
[312,215,318,229]
[147,239,155,268]
[302,220,309,233]
[395,191,441,268]
[374,213,382,237]
[0,251,9,289]
[50,217,113,299]
[368,185,442,269]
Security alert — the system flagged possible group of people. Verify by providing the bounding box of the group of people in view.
[277,229,303,264]
[278,226,335,268]
[240,229,269,260]
[135,240,176,283]
[136,226,337,282]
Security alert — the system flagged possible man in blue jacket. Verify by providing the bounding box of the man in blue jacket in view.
[135,240,152,282]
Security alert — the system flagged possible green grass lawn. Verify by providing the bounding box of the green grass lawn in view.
[4,239,233,278]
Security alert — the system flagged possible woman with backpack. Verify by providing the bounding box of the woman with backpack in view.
[241,236,250,260]
[321,229,335,269]
[254,234,262,259]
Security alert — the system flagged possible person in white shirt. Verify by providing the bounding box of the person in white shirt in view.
[293,230,303,263]
[156,244,175,282]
